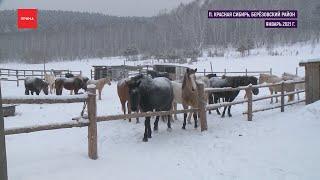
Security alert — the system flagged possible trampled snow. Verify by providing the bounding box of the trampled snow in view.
[1,43,320,180]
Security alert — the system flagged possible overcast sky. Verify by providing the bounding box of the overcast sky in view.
[0,0,194,17]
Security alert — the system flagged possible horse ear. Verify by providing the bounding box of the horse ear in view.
[136,80,141,87]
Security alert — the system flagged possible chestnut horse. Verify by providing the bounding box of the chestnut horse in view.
[117,78,139,123]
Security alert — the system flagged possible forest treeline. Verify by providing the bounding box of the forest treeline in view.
[0,0,319,63]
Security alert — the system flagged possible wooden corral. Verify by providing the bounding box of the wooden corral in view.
[1,79,306,165]
[153,64,189,81]
[300,59,320,104]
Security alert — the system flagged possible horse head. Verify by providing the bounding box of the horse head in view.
[126,75,143,112]
[249,76,259,95]
[104,77,112,86]
[184,68,197,92]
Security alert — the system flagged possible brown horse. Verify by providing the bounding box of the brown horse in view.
[181,68,199,129]
[117,78,139,123]
[55,77,87,95]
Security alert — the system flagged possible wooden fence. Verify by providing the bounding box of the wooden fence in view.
[1,80,305,161]
[0,68,82,87]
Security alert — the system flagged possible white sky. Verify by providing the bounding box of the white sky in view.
[0,0,194,17]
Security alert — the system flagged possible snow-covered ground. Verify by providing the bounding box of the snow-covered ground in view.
[1,43,320,180]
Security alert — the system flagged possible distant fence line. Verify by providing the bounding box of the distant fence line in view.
[196,67,301,77]
[0,68,82,87]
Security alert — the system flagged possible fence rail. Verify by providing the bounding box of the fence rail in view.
[196,68,272,77]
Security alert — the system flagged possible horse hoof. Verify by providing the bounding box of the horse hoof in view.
[167,128,172,132]
[143,138,148,142]
[148,135,152,138]
[182,126,186,130]
[221,115,225,118]
[228,114,232,117]
[194,125,198,129]
[153,127,158,131]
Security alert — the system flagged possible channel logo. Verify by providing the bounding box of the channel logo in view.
[17,9,38,29]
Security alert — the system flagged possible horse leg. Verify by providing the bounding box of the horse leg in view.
[147,117,152,139]
[173,102,178,121]
[182,113,187,129]
[221,98,229,118]
[187,112,192,124]
[167,115,172,130]
[227,105,232,117]
[36,90,40,95]
[208,93,213,114]
[275,92,278,103]
[25,89,30,95]
[143,117,150,142]
[154,116,159,131]
[269,88,273,104]
[98,89,102,100]
[31,91,34,95]
[214,97,221,115]
[122,101,128,121]
[193,112,198,128]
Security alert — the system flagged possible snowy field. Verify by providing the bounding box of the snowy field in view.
[1,43,320,180]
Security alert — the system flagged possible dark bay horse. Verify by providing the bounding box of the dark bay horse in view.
[24,77,49,95]
[209,76,259,117]
[126,74,174,142]
[55,77,87,95]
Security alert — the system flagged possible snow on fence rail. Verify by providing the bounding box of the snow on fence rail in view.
[1,80,306,160]
[0,68,82,87]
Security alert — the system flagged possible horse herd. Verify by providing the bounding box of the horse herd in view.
[24,72,111,100]
[23,68,304,142]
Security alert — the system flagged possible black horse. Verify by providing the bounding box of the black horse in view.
[126,74,174,142]
[24,77,49,95]
[209,76,259,117]
[146,70,171,80]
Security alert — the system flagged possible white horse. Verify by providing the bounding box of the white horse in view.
[282,72,305,100]
[44,73,56,94]
[259,74,295,103]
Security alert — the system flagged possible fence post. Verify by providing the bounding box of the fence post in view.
[270,68,273,75]
[197,83,207,131]
[15,70,19,87]
[87,85,98,160]
[280,82,285,112]
[0,82,8,180]
[224,68,227,75]
[245,68,248,76]
[204,69,206,76]
[295,67,298,76]
[245,85,253,121]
